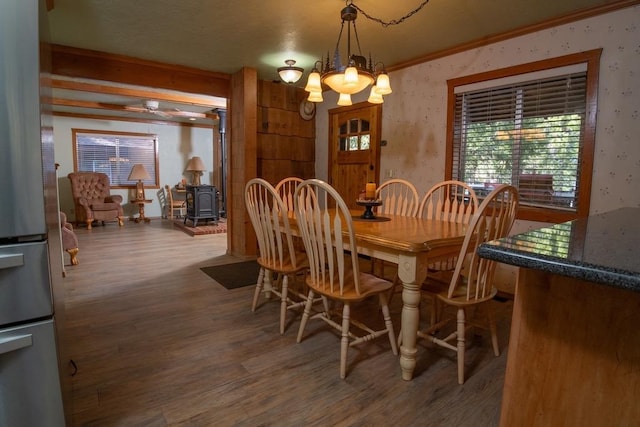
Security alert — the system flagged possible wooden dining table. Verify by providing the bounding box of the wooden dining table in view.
[286,209,468,380]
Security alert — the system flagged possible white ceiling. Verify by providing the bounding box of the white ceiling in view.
[43,0,628,124]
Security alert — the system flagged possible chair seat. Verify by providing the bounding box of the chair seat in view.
[257,250,308,276]
[307,271,393,302]
[91,201,120,211]
[424,274,498,307]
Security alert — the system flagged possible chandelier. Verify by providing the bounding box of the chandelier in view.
[304,4,392,106]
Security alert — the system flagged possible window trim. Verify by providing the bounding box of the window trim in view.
[72,129,160,190]
[445,49,601,223]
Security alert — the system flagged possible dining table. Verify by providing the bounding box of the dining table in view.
[286,209,468,380]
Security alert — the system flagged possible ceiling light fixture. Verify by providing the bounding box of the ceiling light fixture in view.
[278,59,304,84]
[304,4,391,106]
[305,0,431,106]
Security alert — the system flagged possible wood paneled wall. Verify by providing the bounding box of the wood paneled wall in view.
[257,81,315,185]
[228,68,258,258]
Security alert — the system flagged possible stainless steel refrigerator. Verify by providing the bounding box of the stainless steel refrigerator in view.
[0,0,66,424]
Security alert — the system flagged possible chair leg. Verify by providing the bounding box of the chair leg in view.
[251,267,265,312]
[487,302,500,356]
[340,303,351,379]
[280,275,289,335]
[457,308,466,385]
[67,248,79,265]
[380,294,398,355]
[263,270,273,300]
[296,290,315,343]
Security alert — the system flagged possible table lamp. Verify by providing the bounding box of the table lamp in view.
[186,156,206,185]
[128,163,151,200]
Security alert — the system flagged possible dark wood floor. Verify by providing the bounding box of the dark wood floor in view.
[61,218,512,426]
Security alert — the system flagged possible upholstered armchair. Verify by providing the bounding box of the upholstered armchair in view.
[67,172,124,229]
[60,211,79,265]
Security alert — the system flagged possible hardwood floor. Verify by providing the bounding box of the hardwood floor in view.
[61,219,512,426]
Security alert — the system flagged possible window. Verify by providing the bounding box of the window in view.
[446,50,600,222]
[72,129,159,188]
[339,118,370,151]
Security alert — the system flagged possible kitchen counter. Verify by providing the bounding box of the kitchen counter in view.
[477,206,640,291]
[478,207,640,426]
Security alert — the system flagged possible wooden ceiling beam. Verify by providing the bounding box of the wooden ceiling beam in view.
[49,43,231,98]
[50,78,226,108]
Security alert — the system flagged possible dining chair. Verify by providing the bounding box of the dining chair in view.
[417,184,519,384]
[275,176,303,213]
[417,180,479,324]
[165,184,186,220]
[375,178,420,217]
[371,178,420,280]
[294,179,398,379]
[245,178,310,334]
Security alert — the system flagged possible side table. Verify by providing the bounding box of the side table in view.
[130,199,152,223]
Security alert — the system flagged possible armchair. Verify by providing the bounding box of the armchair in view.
[67,172,124,229]
[60,211,79,266]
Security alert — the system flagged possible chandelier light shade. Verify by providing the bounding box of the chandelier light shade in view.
[186,156,206,186]
[304,4,392,106]
[277,59,304,84]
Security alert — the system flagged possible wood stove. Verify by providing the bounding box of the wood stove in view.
[184,185,218,226]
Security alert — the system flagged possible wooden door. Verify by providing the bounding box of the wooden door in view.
[329,103,382,209]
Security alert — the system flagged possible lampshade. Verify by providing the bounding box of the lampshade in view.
[307,90,323,102]
[367,86,384,104]
[186,156,206,172]
[128,163,150,181]
[277,59,304,84]
[337,92,352,106]
[374,72,392,95]
[186,156,206,186]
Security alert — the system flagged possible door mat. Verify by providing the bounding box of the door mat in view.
[200,260,260,290]
[171,218,226,236]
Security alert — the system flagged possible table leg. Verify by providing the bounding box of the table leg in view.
[134,202,151,223]
[397,253,428,380]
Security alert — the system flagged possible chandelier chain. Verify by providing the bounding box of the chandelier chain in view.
[348,0,431,28]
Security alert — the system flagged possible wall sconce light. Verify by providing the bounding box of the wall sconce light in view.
[128,163,151,200]
[185,156,206,186]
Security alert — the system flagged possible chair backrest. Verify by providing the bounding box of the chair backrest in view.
[447,184,519,300]
[157,187,168,215]
[275,177,303,213]
[245,178,300,271]
[165,185,175,205]
[375,179,419,217]
[68,172,112,201]
[294,179,362,296]
[419,180,479,225]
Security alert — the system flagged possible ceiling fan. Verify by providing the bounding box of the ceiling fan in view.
[125,100,206,119]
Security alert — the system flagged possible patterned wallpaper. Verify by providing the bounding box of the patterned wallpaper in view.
[316,5,640,219]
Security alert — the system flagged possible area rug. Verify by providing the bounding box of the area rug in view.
[171,218,227,236]
[200,260,260,290]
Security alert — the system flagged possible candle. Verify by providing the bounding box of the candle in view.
[365,182,376,200]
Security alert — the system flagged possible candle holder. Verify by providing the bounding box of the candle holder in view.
[356,198,383,220]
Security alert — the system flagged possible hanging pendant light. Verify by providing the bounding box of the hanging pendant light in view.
[304,4,390,106]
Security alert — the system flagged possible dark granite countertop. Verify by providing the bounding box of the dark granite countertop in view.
[478,207,640,292]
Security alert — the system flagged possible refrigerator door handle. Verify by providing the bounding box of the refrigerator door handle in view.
[0,253,24,270]
[0,334,33,355]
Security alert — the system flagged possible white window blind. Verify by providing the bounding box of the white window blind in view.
[452,71,587,211]
[73,130,158,187]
